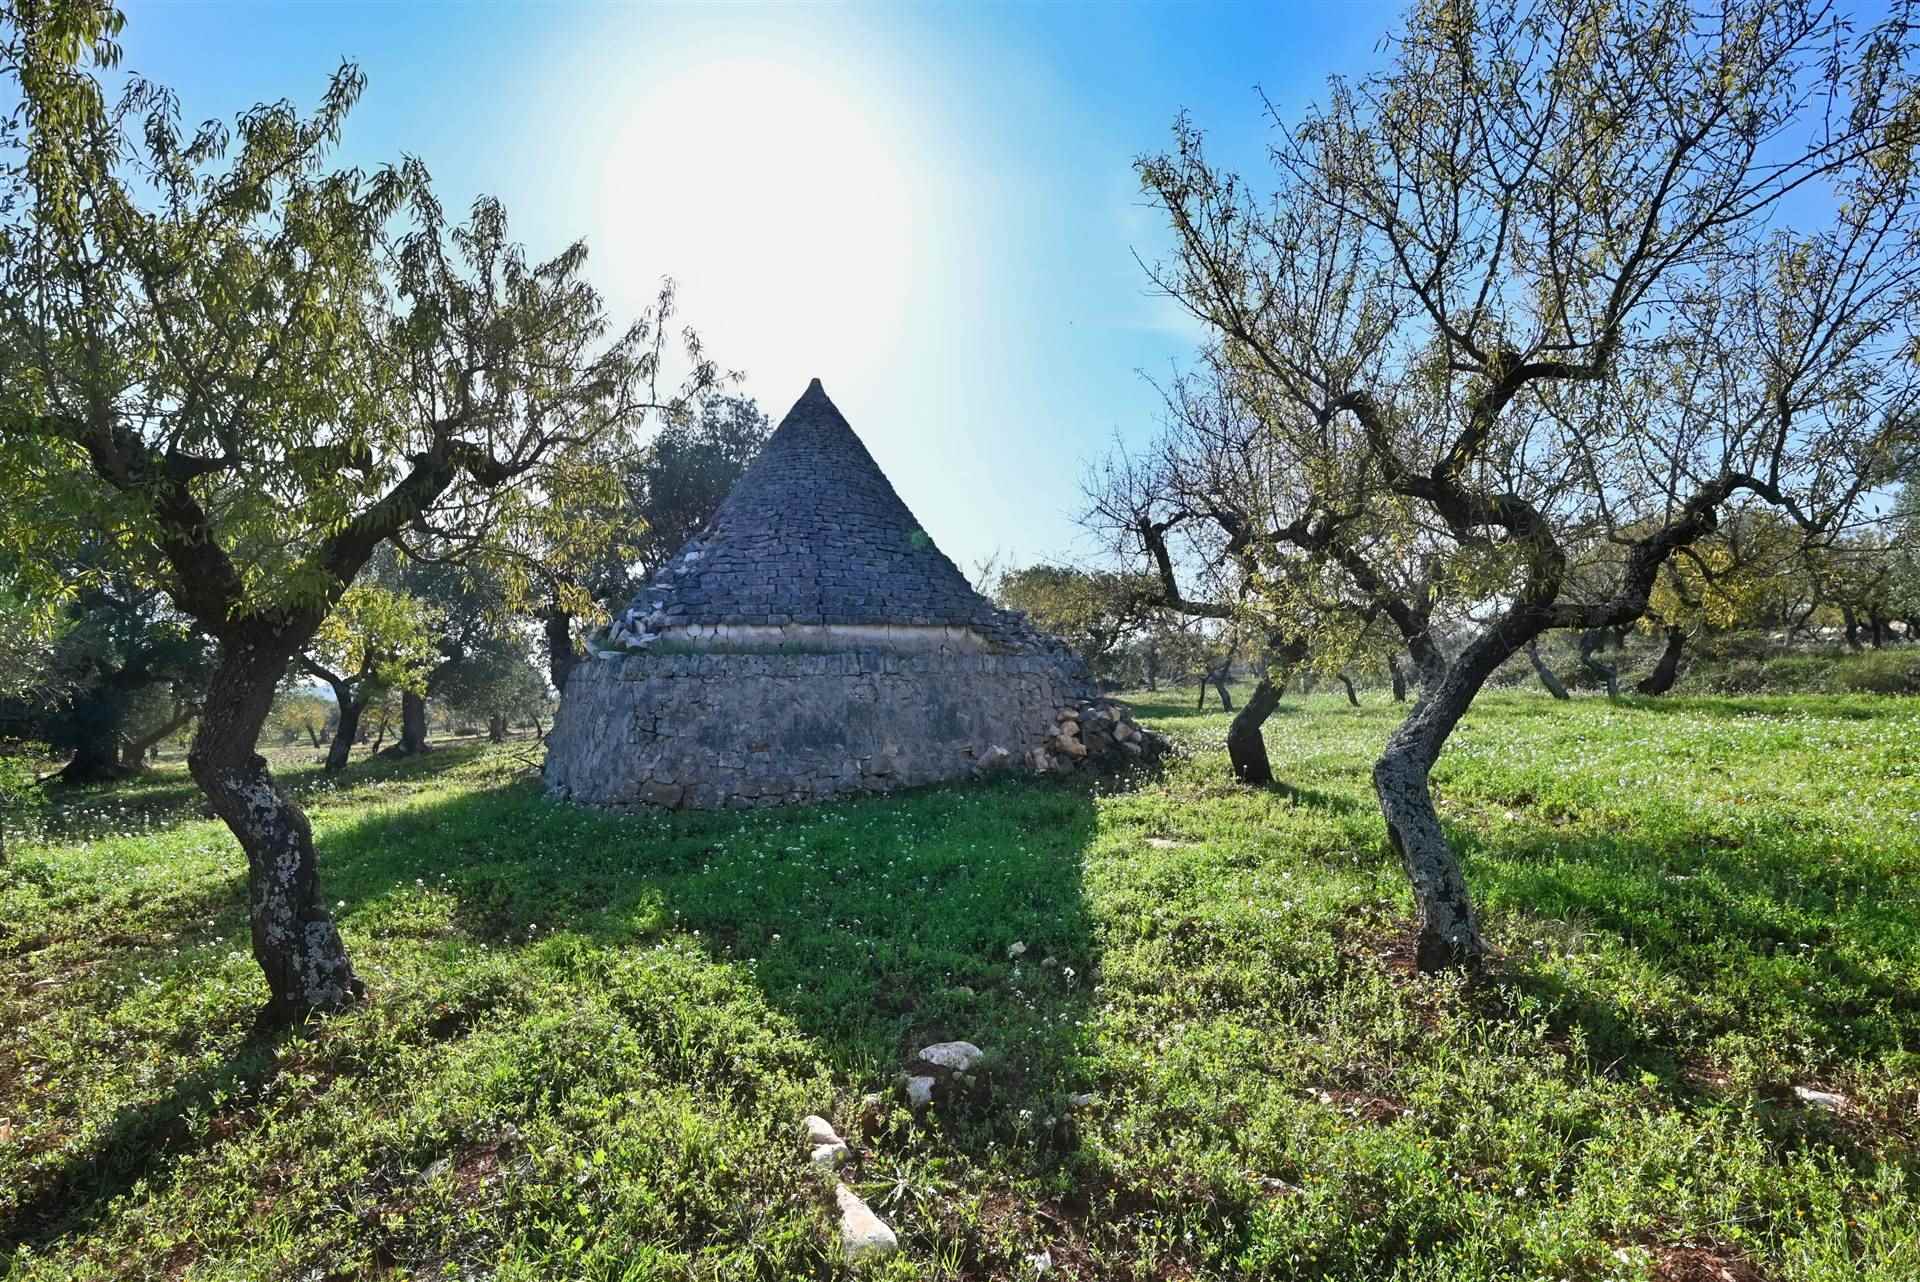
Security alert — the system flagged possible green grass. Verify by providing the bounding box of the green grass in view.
[3,691,1917,1280]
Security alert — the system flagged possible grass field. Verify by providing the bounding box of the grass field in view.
[3,690,1917,1280]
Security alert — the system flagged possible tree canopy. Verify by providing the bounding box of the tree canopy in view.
[1109,0,1920,967]
[0,0,716,1017]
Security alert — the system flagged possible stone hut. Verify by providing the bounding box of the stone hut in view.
[544,379,1161,810]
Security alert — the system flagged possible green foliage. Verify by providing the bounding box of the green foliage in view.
[4,694,1919,1277]
[1691,648,1920,697]
[0,750,42,855]
[264,691,333,748]
[432,633,550,724]
[308,583,440,698]
[0,0,713,636]
[994,563,1160,677]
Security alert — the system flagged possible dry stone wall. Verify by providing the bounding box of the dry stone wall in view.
[544,649,1158,811]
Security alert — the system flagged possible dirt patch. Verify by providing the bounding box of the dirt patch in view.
[1648,1243,1768,1282]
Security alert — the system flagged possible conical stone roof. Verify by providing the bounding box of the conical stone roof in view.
[608,380,1047,651]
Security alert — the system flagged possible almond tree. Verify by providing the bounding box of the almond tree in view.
[1131,0,1920,968]
[0,1,712,1018]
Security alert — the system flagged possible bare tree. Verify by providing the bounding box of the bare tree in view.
[1131,0,1920,969]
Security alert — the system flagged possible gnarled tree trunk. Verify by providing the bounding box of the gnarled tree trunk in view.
[544,608,578,693]
[1224,636,1308,785]
[487,714,507,743]
[1337,673,1360,707]
[1635,626,1686,695]
[1373,628,1516,972]
[191,636,362,1022]
[1196,665,1234,711]
[325,696,364,773]
[1578,628,1619,697]
[398,690,430,754]
[1389,655,1408,703]
[1226,677,1284,783]
[121,701,195,771]
[58,731,126,785]
[1525,640,1570,700]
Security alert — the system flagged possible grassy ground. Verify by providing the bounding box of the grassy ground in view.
[2,690,1917,1280]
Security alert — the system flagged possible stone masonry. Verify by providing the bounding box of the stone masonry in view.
[544,380,1165,811]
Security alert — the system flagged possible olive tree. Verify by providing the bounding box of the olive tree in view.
[1128,0,1920,968]
[0,2,713,1018]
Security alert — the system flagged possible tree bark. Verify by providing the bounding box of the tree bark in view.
[1842,606,1863,651]
[1635,626,1686,695]
[58,732,127,785]
[398,690,431,754]
[1390,655,1408,703]
[325,696,364,774]
[190,636,362,1022]
[1526,641,1571,700]
[1373,631,1514,971]
[544,609,578,693]
[487,714,507,743]
[1578,629,1619,697]
[1226,677,1284,784]
[1869,613,1888,649]
[1337,673,1360,707]
[121,702,195,771]
[306,724,322,749]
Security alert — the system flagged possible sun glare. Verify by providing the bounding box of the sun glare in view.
[598,58,917,394]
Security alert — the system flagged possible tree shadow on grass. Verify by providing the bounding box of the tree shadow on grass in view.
[4,768,1108,1268]
[1459,814,1920,1107]
[30,741,497,845]
[0,1028,292,1265]
[1606,693,1896,721]
[1116,691,1305,724]
[328,773,1102,1080]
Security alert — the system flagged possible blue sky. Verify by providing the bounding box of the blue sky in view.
[117,1,1399,575]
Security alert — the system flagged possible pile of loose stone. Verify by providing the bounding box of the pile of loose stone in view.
[1025,698,1169,776]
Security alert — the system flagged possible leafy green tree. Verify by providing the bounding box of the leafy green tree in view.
[0,2,712,1018]
[993,563,1159,682]
[301,582,439,773]
[537,394,768,690]
[264,689,333,750]
[435,631,550,742]
[28,577,210,781]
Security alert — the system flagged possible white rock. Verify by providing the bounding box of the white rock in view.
[918,1040,984,1072]
[803,1114,841,1147]
[904,1075,937,1107]
[835,1182,899,1264]
[1025,1247,1053,1275]
[1067,1092,1100,1110]
[1794,1086,1847,1111]
[811,1140,850,1168]
[1007,940,1028,959]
